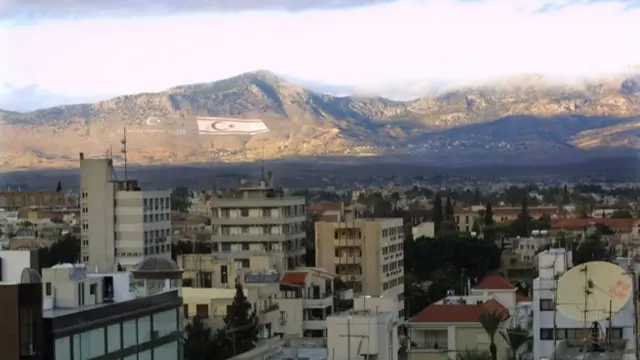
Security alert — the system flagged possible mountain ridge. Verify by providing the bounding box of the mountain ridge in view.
[1,69,639,170]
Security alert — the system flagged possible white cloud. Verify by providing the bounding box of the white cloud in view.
[3,0,639,96]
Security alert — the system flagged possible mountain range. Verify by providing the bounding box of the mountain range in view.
[1,69,639,170]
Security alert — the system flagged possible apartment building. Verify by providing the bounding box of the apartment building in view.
[182,268,281,338]
[327,310,399,360]
[275,267,337,338]
[0,257,184,360]
[210,175,306,270]
[0,249,39,282]
[315,210,404,301]
[455,206,560,233]
[176,252,285,287]
[79,153,172,271]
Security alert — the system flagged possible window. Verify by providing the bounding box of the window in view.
[89,284,96,295]
[107,324,121,353]
[73,328,105,359]
[122,319,137,348]
[240,208,249,217]
[610,328,623,339]
[196,304,209,318]
[55,337,71,359]
[139,349,152,360]
[138,315,151,343]
[241,243,250,250]
[154,341,179,360]
[45,282,52,296]
[183,304,189,318]
[154,309,178,338]
[539,299,554,311]
[19,306,36,356]
[540,328,554,340]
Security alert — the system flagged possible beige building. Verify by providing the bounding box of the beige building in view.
[315,211,404,300]
[79,153,171,270]
[176,252,284,287]
[275,267,337,338]
[182,271,281,338]
[455,206,560,233]
[210,177,306,270]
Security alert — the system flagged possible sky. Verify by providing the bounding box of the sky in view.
[1,0,639,102]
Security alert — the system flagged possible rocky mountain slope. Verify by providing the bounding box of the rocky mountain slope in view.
[1,70,639,170]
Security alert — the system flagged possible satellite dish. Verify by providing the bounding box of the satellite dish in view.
[556,261,632,322]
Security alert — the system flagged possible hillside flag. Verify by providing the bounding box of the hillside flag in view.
[197,117,269,136]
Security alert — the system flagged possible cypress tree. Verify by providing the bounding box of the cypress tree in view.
[445,195,454,221]
[224,283,259,356]
[433,193,443,233]
[484,202,494,226]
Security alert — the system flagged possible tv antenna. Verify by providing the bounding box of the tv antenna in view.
[121,127,128,182]
[555,261,632,353]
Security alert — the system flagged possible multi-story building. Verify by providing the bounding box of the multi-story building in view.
[0,256,184,360]
[79,153,172,270]
[455,206,560,233]
[210,176,306,270]
[533,249,635,360]
[315,209,404,303]
[327,310,399,360]
[275,267,337,338]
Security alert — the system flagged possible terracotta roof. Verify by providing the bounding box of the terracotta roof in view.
[319,214,339,222]
[409,299,508,323]
[551,218,635,231]
[516,294,532,303]
[308,201,343,213]
[280,271,308,286]
[473,276,515,290]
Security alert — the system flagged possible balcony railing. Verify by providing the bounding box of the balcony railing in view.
[260,303,280,314]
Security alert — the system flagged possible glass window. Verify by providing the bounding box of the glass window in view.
[83,328,105,358]
[139,349,152,360]
[55,337,70,359]
[153,309,178,338]
[138,315,151,343]
[123,355,137,360]
[123,319,137,348]
[153,341,179,360]
[107,324,121,353]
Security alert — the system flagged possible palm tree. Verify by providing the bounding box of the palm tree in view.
[457,348,492,360]
[478,309,509,360]
[500,326,530,360]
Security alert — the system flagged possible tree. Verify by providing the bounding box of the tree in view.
[484,203,494,226]
[500,326,530,360]
[171,187,191,212]
[445,195,454,221]
[39,234,80,270]
[433,193,444,234]
[573,234,614,265]
[223,283,259,356]
[478,309,509,360]
[184,316,215,360]
[55,181,62,193]
[562,184,570,205]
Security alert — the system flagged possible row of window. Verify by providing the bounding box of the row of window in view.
[539,328,623,340]
[382,226,403,237]
[215,206,305,218]
[143,197,170,210]
[54,309,179,360]
[143,213,170,223]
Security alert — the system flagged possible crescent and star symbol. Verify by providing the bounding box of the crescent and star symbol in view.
[146,118,161,125]
[211,121,235,131]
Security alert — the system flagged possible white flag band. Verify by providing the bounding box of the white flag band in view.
[197,117,270,136]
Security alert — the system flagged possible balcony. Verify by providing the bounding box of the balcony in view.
[334,239,363,247]
[303,319,326,331]
[212,215,305,225]
[304,292,333,308]
[260,303,280,314]
[212,232,305,243]
[334,255,362,263]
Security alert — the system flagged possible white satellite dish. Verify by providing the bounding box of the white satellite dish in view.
[556,261,632,322]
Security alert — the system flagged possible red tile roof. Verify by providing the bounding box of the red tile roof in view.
[516,294,532,303]
[409,299,508,323]
[551,218,635,231]
[280,271,308,286]
[473,276,515,290]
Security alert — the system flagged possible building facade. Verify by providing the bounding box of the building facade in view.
[315,211,404,304]
[210,178,306,270]
[79,154,171,270]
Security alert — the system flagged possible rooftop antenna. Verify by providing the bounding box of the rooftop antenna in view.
[121,127,128,183]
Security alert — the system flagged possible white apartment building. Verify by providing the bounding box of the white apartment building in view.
[533,249,636,360]
[275,267,338,338]
[210,175,306,270]
[326,310,399,360]
[79,153,172,271]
